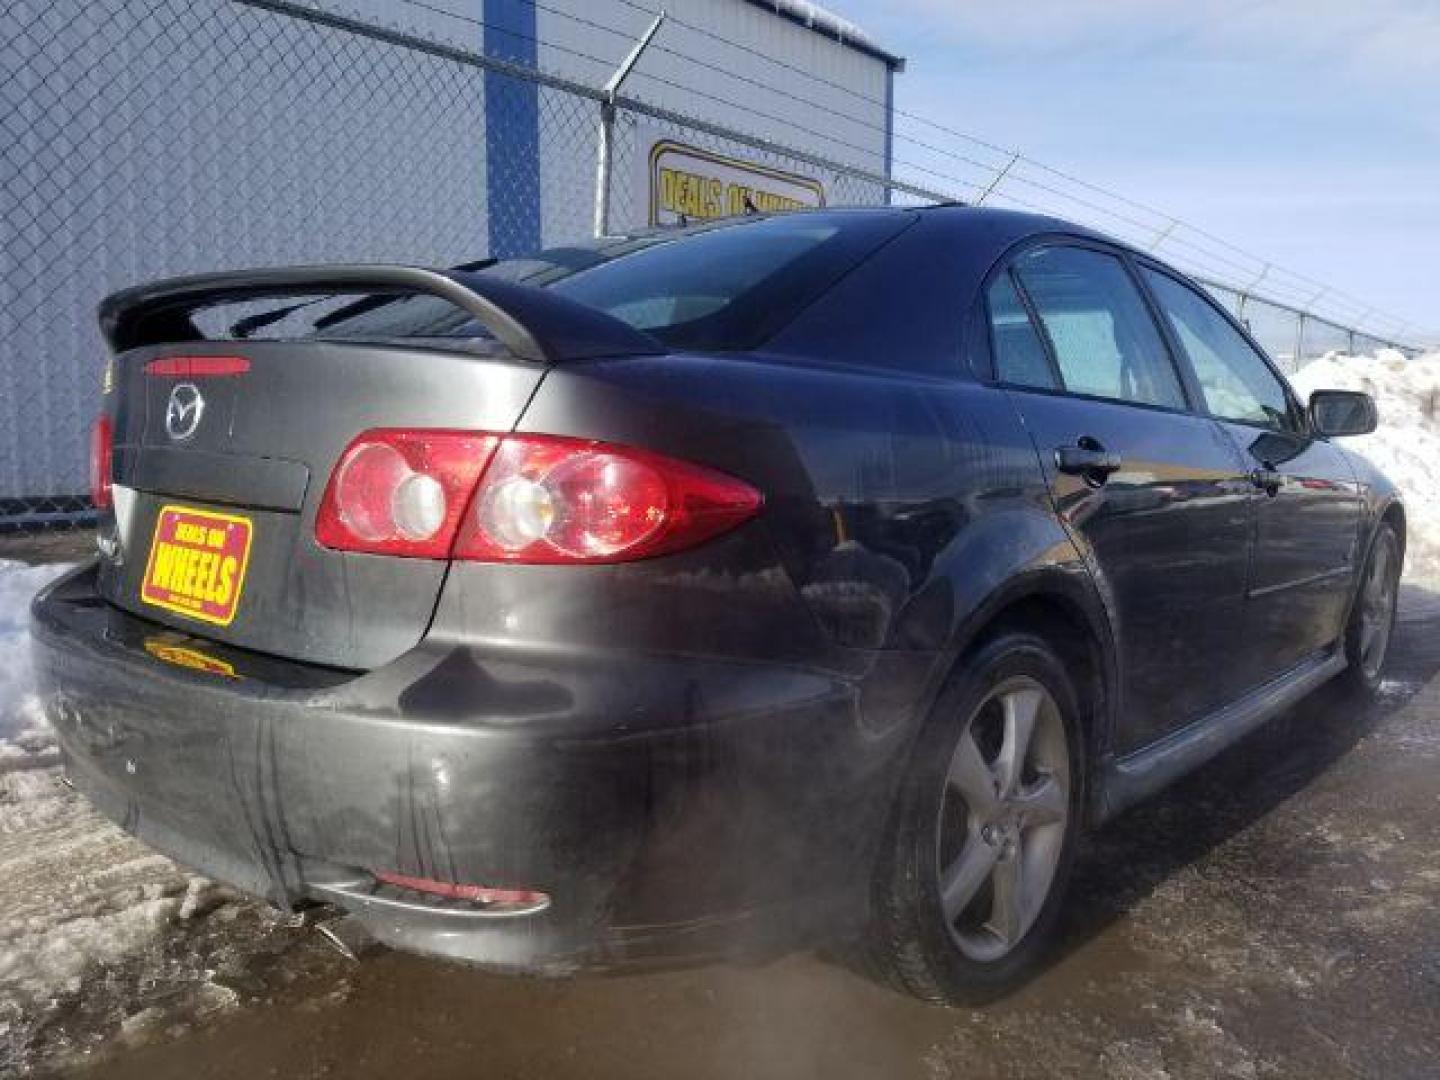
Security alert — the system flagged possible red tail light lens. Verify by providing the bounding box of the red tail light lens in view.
[315,430,762,563]
[89,413,114,510]
[315,430,500,558]
[454,434,763,563]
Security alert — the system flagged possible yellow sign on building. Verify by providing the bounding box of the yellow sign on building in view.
[646,139,826,226]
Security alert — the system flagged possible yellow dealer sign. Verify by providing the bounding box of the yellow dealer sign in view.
[646,139,826,227]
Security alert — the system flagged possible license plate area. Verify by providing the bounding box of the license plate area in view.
[140,505,253,626]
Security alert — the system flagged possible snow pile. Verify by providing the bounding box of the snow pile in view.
[0,559,212,1070]
[1289,350,1440,586]
[0,561,70,751]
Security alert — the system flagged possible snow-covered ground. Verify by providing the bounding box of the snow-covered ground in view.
[1289,349,1440,585]
[0,561,68,749]
[0,559,254,1073]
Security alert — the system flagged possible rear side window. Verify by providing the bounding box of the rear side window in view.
[1141,268,1296,429]
[987,273,1057,389]
[1013,247,1186,410]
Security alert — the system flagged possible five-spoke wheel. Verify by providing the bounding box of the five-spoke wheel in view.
[937,676,1070,962]
[866,631,1083,1005]
[1346,522,1401,691]
[1357,528,1399,681]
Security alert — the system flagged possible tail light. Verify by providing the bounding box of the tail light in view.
[454,434,762,563]
[315,430,762,563]
[315,430,500,558]
[89,413,114,510]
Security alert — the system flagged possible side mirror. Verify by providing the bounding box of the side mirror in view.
[1309,389,1378,437]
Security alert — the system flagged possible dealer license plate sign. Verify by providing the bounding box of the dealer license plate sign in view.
[140,505,253,626]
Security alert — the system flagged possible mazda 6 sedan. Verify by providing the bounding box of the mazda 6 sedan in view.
[33,206,1403,1003]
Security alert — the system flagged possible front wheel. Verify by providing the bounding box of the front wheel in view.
[1344,522,1401,691]
[864,631,1086,1005]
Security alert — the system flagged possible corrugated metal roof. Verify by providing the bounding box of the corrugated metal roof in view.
[740,0,905,70]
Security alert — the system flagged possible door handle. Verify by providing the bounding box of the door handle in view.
[1055,440,1123,482]
[1250,466,1283,496]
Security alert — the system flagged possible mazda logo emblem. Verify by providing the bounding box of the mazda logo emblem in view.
[165,383,205,441]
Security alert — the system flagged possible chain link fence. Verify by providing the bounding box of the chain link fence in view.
[0,0,1423,531]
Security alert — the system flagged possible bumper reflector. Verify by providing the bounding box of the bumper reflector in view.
[373,871,548,909]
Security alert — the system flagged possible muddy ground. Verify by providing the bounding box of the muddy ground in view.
[10,536,1439,1078]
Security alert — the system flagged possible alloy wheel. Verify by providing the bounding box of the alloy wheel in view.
[1359,534,1398,680]
[935,675,1071,963]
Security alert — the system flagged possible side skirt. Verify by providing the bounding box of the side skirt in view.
[1095,648,1348,822]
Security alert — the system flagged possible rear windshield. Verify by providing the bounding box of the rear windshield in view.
[194,212,913,352]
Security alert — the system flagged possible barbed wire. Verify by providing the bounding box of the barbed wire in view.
[387,0,1414,338]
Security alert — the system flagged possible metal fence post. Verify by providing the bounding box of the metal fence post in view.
[1295,312,1307,370]
[974,152,1018,206]
[594,12,665,238]
[595,101,617,240]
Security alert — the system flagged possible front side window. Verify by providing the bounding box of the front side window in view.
[1142,268,1295,428]
[1013,247,1186,410]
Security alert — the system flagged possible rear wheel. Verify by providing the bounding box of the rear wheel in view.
[866,631,1085,1005]
[1344,522,1401,691]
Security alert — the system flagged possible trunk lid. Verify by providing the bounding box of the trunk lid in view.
[93,265,663,670]
[102,340,544,669]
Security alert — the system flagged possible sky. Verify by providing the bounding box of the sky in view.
[832,0,1440,345]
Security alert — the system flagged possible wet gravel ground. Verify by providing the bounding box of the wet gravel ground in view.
[28,580,1440,1079]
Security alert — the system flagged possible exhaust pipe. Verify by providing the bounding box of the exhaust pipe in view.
[315,913,381,962]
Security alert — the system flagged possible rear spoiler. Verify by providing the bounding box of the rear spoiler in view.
[97,264,665,364]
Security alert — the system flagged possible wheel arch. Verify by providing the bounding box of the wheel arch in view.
[940,570,1119,822]
[1346,497,1407,622]
[1380,498,1407,557]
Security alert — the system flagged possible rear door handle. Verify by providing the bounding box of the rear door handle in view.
[1250,466,1283,496]
[1055,440,1123,481]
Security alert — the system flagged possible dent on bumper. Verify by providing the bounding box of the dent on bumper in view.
[30,563,924,971]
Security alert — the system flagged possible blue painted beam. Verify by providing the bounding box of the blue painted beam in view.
[483,0,542,258]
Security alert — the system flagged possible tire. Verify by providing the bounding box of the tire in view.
[1342,522,1401,693]
[864,630,1086,1005]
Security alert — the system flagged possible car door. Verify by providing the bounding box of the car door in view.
[1137,265,1363,684]
[986,243,1256,753]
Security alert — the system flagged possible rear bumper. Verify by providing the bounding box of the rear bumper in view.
[32,563,924,972]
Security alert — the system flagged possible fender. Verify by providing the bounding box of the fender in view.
[910,504,1123,806]
[1342,495,1407,624]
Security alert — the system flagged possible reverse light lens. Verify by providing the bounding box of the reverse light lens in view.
[393,472,447,541]
[89,413,114,510]
[477,475,556,550]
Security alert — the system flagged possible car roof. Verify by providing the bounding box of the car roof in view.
[616,204,1118,262]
